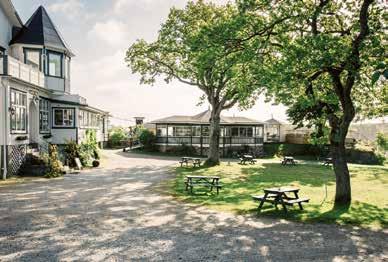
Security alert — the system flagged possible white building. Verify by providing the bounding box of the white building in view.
[0,1,109,178]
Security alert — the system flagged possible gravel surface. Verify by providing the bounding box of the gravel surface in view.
[0,150,386,261]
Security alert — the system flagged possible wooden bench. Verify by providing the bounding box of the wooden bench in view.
[283,198,310,210]
[281,157,297,166]
[193,158,202,167]
[253,187,309,213]
[185,176,221,195]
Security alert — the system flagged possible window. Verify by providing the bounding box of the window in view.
[80,110,100,128]
[24,49,41,70]
[192,126,201,137]
[53,108,74,127]
[202,126,210,136]
[39,99,50,133]
[255,126,263,137]
[156,125,167,137]
[48,51,62,77]
[173,126,191,137]
[10,89,27,133]
[231,127,239,137]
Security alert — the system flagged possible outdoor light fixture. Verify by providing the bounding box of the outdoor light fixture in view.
[9,106,16,115]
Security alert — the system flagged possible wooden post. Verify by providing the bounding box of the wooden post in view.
[166,123,169,145]
[200,125,203,156]
[190,124,193,146]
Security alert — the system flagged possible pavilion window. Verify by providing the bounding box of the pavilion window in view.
[255,126,264,137]
[202,126,210,136]
[231,127,239,137]
[173,126,191,136]
[192,126,201,137]
[157,125,167,136]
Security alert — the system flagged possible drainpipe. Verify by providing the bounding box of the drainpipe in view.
[1,78,8,180]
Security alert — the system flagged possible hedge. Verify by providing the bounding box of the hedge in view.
[263,143,384,165]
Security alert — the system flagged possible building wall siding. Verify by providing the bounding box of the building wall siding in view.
[0,6,12,50]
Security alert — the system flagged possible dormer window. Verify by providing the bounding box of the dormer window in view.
[24,48,41,70]
[47,51,63,78]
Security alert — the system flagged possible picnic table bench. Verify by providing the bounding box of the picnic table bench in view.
[323,157,332,166]
[179,157,202,167]
[239,155,257,165]
[281,156,297,166]
[252,187,309,213]
[185,176,222,195]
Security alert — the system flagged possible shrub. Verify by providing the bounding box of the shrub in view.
[64,130,101,167]
[263,143,328,158]
[138,129,156,150]
[43,145,64,178]
[109,127,128,147]
[376,132,388,151]
[64,140,79,167]
[167,143,197,156]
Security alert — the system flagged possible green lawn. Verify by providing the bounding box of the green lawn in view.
[171,159,388,229]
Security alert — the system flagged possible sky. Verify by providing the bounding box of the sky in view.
[12,0,290,126]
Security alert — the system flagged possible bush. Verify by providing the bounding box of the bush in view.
[64,140,79,167]
[43,145,64,178]
[64,130,101,167]
[109,127,128,147]
[264,142,384,165]
[138,129,156,150]
[167,143,197,156]
[376,132,388,152]
[263,143,327,158]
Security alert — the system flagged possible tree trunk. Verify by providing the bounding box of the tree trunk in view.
[330,140,351,207]
[329,116,353,207]
[205,108,221,166]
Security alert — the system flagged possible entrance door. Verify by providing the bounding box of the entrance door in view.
[29,97,39,144]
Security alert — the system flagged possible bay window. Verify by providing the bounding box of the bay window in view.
[10,89,27,133]
[53,108,74,127]
[24,49,41,70]
[48,51,62,77]
[39,99,50,133]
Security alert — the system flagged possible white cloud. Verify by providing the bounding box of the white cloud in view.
[48,0,84,19]
[88,20,130,47]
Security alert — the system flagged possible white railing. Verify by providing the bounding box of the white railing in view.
[0,55,45,88]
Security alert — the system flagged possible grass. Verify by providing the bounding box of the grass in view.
[171,158,388,229]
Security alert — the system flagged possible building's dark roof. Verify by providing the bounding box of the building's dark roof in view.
[151,110,263,125]
[10,6,74,56]
[265,118,283,125]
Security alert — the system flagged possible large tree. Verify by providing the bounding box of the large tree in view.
[240,0,386,205]
[126,1,272,166]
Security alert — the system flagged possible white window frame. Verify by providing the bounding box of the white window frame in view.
[10,89,28,134]
[39,99,50,133]
[53,108,74,128]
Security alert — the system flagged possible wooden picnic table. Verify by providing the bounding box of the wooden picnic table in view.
[185,175,222,195]
[180,157,202,167]
[252,186,309,213]
[281,156,296,166]
[239,154,257,165]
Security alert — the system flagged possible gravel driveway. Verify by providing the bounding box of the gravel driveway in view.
[0,150,386,261]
